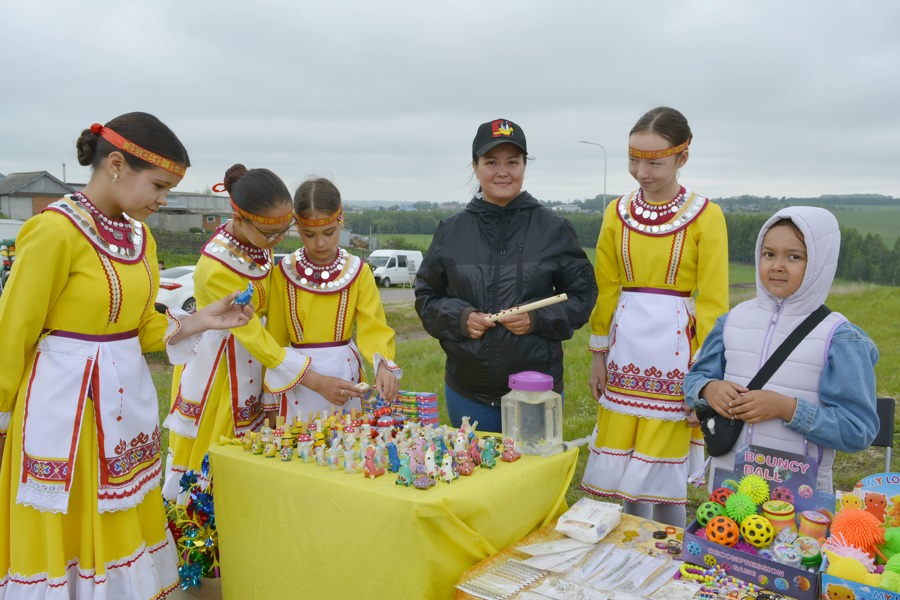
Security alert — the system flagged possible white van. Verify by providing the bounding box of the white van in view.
[367,250,424,288]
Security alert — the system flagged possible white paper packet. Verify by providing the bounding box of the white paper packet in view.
[555,498,622,544]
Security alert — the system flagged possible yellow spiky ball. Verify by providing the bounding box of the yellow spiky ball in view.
[738,474,770,505]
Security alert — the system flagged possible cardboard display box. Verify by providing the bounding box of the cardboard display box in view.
[820,472,900,600]
[684,445,833,600]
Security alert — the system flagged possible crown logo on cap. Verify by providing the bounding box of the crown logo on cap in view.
[491,120,514,138]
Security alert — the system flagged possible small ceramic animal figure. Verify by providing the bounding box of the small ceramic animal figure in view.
[456,451,474,476]
[468,437,482,467]
[396,455,413,486]
[501,437,522,462]
[424,446,438,479]
[454,430,468,454]
[314,444,327,467]
[386,441,401,473]
[413,463,436,490]
[363,445,385,479]
[439,453,458,484]
[233,281,254,305]
[480,438,497,469]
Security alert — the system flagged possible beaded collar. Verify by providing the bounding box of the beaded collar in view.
[281,248,362,294]
[201,223,272,280]
[72,191,135,249]
[617,188,708,237]
[629,186,686,226]
[295,248,347,287]
[46,195,146,263]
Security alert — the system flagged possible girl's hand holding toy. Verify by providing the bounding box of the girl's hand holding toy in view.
[374,363,400,403]
[303,371,362,407]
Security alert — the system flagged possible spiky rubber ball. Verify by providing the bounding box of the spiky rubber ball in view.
[738,474,771,505]
[725,491,758,524]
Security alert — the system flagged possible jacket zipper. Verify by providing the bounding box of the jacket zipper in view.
[516,242,524,299]
[760,300,783,367]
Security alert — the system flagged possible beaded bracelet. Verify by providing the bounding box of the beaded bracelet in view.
[679,564,760,594]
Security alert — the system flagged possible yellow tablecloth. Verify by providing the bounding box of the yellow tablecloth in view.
[209,443,578,600]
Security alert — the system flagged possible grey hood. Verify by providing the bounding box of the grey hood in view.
[754,206,840,316]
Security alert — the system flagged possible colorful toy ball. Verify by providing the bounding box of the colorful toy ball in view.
[706,516,740,547]
[722,479,740,492]
[771,486,794,503]
[741,514,776,548]
[725,491,758,524]
[697,501,726,526]
[710,487,735,506]
[831,506,885,558]
[738,474,771,505]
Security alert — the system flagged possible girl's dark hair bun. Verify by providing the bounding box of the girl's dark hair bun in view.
[75,128,100,166]
[223,164,248,193]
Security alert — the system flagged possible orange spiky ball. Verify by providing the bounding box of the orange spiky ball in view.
[831,506,886,559]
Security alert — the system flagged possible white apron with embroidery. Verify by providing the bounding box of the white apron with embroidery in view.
[20,332,161,514]
[164,325,265,440]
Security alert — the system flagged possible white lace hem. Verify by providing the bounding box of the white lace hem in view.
[0,533,178,600]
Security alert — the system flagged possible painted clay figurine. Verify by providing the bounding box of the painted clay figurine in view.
[501,437,522,462]
[363,445,385,479]
[396,455,413,486]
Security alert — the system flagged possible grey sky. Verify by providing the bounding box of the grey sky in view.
[2,1,898,203]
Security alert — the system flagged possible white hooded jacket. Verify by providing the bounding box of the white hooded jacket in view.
[685,207,879,492]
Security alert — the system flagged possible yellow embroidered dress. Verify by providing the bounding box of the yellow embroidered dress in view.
[581,189,729,505]
[162,225,307,499]
[264,248,401,420]
[0,196,178,599]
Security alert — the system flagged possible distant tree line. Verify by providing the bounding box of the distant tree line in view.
[346,202,899,286]
[721,213,900,286]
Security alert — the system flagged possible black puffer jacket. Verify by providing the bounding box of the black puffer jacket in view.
[415,192,597,406]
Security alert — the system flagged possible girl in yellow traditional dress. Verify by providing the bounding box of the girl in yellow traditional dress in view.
[0,112,252,599]
[580,107,729,527]
[264,177,401,421]
[162,164,308,501]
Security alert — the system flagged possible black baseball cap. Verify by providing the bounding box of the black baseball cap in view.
[472,118,527,159]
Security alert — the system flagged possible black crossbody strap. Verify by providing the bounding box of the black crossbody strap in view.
[746,305,832,391]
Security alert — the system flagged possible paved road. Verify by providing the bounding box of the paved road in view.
[379,286,416,305]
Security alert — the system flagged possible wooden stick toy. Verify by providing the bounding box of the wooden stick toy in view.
[485,293,568,323]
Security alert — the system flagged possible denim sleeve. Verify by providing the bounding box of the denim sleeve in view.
[785,322,880,452]
[684,314,729,409]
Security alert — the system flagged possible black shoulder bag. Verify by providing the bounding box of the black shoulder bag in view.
[697,305,832,457]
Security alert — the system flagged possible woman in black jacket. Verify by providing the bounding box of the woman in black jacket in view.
[415,118,597,432]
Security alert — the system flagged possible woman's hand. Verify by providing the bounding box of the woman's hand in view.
[169,291,255,344]
[196,291,255,330]
[466,311,496,339]
[727,390,797,424]
[700,380,748,419]
[302,371,361,407]
[374,363,400,403]
[498,312,531,336]
[588,352,608,401]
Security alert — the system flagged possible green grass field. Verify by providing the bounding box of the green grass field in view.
[830,206,900,246]
[151,281,899,518]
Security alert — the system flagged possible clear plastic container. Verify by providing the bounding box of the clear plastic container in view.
[500,371,562,455]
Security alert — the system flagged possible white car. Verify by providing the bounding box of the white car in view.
[156,265,197,313]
